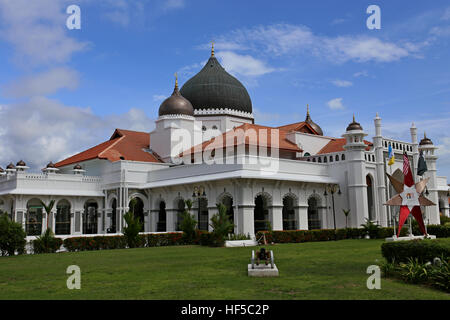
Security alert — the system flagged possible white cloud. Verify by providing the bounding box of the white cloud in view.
[0,0,88,66]
[0,97,154,170]
[163,0,185,10]
[153,94,166,102]
[331,79,353,87]
[215,23,418,64]
[442,7,450,20]
[353,70,368,78]
[216,51,276,77]
[430,26,450,37]
[3,67,80,98]
[327,98,345,110]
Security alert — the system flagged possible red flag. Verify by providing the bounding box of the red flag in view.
[403,152,414,187]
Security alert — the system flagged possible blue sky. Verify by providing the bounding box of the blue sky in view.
[0,0,449,178]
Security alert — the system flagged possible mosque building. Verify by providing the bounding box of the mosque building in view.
[0,46,449,239]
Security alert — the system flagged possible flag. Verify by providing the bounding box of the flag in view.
[387,143,395,166]
[417,150,428,176]
[403,152,414,187]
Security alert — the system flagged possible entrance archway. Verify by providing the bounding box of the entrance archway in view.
[282,195,296,230]
[56,199,71,235]
[83,200,98,234]
[307,196,321,230]
[129,197,144,232]
[26,198,43,236]
[254,194,270,232]
[157,201,166,232]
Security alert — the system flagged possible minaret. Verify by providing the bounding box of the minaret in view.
[373,113,387,226]
[149,75,199,163]
[418,132,439,225]
[410,122,419,181]
[342,115,369,227]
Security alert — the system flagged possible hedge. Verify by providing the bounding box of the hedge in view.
[33,237,63,254]
[381,239,450,263]
[256,227,409,244]
[62,231,206,252]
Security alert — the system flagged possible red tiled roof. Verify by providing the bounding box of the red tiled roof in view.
[277,121,319,135]
[181,123,302,156]
[317,138,373,154]
[55,129,162,168]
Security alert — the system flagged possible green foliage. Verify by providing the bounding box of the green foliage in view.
[342,209,350,228]
[227,233,250,240]
[399,257,430,284]
[381,239,450,264]
[209,203,235,247]
[123,210,143,248]
[179,200,198,243]
[38,199,55,229]
[360,219,381,239]
[439,214,450,226]
[429,258,450,292]
[0,213,26,256]
[32,228,62,254]
[380,260,397,278]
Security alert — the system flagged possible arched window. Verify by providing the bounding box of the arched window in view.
[109,198,117,233]
[312,158,316,162]
[330,156,333,162]
[318,157,322,163]
[129,197,145,232]
[26,198,43,236]
[254,194,270,232]
[304,152,311,157]
[335,155,339,161]
[195,197,209,231]
[157,201,166,232]
[341,154,346,160]
[176,198,185,231]
[366,175,375,221]
[212,125,218,130]
[307,197,321,230]
[83,200,98,234]
[282,196,296,230]
[56,200,71,235]
[220,195,234,233]
[324,157,328,163]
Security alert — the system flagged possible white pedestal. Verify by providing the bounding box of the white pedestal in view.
[248,264,279,277]
[385,234,436,242]
[225,240,258,247]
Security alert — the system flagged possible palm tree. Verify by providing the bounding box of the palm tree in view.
[39,199,55,231]
[342,209,350,229]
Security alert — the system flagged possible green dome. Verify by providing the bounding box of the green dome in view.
[180,56,252,114]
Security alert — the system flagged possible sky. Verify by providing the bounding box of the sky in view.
[0,0,449,178]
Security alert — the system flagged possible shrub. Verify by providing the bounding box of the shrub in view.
[63,236,127,252]
[209,203,234,247]
[179,200,197,244]
[360,219,381,239]
[123,202,143,248]
[439,214,450,226]
[429,258,450,292]
[381,239,450,264]
[33,228,62,254]
[0,213,26,256]
[399,257,430,284]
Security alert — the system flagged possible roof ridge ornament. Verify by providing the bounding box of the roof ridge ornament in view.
[211,40,215,57]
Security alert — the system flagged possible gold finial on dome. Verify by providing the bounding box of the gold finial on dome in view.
[307,104,310,116]
[174,72,178,89]
[353,113,356,123]
[211,40,215,57]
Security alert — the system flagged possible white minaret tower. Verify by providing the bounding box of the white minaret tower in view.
[373,113,388,226]
[418,132,440,225]
[342,115,369,227]
[410,122,419,181]
[150,75,201,163]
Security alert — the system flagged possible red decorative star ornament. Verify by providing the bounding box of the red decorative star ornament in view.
[385,153,435,237]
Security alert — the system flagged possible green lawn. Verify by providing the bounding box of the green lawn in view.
[0,239,448,300]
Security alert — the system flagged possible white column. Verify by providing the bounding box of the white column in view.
[166,210,175,232]
[270,205,283,231]
[238,205,255,238]
[208,206,218,232]
[298,205,308,230]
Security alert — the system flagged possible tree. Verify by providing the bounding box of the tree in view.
[39,199,55,231]
[179,199,197,244]
[209,203,235,247]
[0,212,26,256]
[123,198,143,248]
[342,209,350,229]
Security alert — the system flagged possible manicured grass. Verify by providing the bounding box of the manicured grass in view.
[0,239,448,300]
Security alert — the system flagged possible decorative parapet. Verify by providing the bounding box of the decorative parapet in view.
[157,114,195,121]
[194,107,254,119]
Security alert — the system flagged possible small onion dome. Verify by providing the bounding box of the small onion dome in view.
[16,160,26,167]
[73,164,82,170]
[159,75,194,117]
[6,162,15,169]
[46,161,56,168]
[305,105,323,136]
[419,132,433,146]
[346,114,363,131]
